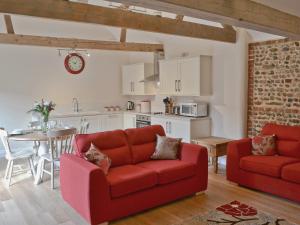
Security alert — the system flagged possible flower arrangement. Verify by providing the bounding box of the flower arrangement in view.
[28,99,56,124]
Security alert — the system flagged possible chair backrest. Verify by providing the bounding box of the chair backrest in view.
[47,128,77,159]
[0,129,12,158]
[79,121,90,134]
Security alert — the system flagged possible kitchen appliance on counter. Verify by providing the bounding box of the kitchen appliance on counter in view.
[140,101,151,113]
[127,101,134,110]
[136,114,151,128]
[179,102,208,117]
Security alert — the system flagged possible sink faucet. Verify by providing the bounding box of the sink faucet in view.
[72,98,79,113]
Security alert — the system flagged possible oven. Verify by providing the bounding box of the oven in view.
[136,114,151,128]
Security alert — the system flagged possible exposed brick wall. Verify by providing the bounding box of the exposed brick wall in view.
[247,39,300,137]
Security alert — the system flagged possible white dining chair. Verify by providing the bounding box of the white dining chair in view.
[79,120,90,134]
[38,128,77,189]
[0,129,35,187]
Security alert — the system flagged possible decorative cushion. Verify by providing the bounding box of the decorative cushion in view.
[106,165,157,198]
[281,163,300,184]
[136,160,197,184]
[151,135,182,160]
[261,123,300,158]
[125,125,166,163]
[84,143,111,174]
[240,155,300,178]
[252,135,276,156]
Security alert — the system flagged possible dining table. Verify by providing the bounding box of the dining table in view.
[9,130,51,185]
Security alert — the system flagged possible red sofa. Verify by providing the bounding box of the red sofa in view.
[60,125,208,225]
[227,123,300,202]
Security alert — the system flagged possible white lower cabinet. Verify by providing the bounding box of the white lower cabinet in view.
[53,113,123,134]
[123,113,136,129]
[151,117,211,143]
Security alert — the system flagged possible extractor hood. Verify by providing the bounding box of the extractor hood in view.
[140,51,165,83]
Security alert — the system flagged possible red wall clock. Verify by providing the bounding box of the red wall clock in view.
[64,53,85,74]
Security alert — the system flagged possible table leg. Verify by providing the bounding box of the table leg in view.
[214,156,219,173]
[34,158,45,185]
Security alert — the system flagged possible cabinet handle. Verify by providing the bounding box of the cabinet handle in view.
[131,82,133,92]
[175,80,177,92]
[133,82,135,92]
[179,80,181,92]
[169,121,172,134]
[166,121,168,133]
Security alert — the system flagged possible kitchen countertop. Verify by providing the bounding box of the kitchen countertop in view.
[124,111,210,121]
[51,110,210,121]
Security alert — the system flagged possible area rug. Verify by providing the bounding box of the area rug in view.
[176,201,295,225]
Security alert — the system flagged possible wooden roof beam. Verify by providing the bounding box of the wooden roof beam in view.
[109,0,300,39]
[0,33,164,52]
[0,0,236,43]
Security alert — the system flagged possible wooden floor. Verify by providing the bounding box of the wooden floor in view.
[0,159,299,225]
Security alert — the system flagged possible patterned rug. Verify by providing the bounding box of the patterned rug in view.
[176,201,295,225]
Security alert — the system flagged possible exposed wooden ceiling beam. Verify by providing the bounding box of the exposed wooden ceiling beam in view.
[0,0,236,43]
[0,33,164,52]
[109,0,300,39]
[120,28,127,42]
[4,15,15,34]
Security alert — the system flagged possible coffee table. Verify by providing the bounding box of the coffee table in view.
[192,136,233,173]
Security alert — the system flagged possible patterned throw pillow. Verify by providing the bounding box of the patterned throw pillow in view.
[151,134,182,160]
[252,135,276,156]
[84,143,111,174]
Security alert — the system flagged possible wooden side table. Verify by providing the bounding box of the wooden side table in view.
[192,136,233,173]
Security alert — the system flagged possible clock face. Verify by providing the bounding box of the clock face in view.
[64,53,85,74]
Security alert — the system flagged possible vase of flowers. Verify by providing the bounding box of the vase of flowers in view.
[28,99,56,133]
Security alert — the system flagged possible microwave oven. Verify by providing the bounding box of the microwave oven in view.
[179,102,208,117]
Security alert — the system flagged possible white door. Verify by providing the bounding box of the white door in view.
[123,113,136,129]
[179,57,200,96]
[158,59,178,95]
[168,119,190,143]
[101,114,123,131]
[122,64,145,95]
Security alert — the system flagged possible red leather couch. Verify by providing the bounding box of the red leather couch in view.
[227,123,300,202]
[60,125,208,225]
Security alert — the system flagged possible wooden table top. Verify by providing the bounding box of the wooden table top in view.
[9,131,48,142]
[192,136,233,147]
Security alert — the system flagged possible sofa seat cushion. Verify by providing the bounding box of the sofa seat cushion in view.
[240,155,300,178]
[136,160,197,184]
[107,165,157,198]
[281,163,300,184]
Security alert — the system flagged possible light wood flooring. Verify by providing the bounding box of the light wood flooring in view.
[0,159,299,225]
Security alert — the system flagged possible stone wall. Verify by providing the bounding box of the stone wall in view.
[247,39,300,137]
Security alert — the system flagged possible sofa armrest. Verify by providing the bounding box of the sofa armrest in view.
[180,142,208,165]
[60,154,110,225]
[226,138,252,182]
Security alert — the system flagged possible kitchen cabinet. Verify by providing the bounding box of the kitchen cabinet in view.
[122,63,156,95]
[53,113,123,134]
[151,116,211,143]
[123,113,136,129]
[159,56,212,96]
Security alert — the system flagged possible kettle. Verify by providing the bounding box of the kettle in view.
[127,101,134,110]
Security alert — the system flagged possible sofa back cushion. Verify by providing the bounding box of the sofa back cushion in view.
[261,123,300,158]
[125,125,166,163]
[74,130,132,167]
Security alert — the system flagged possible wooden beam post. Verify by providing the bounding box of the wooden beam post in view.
[120,28,127,42]
[0,0,236,43]
[109,0,300,39]
[0,33,164,52]
[4,15,14,34]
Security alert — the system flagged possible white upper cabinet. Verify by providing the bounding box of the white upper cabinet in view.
[158,56,212,96]
[122,63,156,95]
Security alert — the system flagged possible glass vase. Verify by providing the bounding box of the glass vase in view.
[41,116,49,133]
